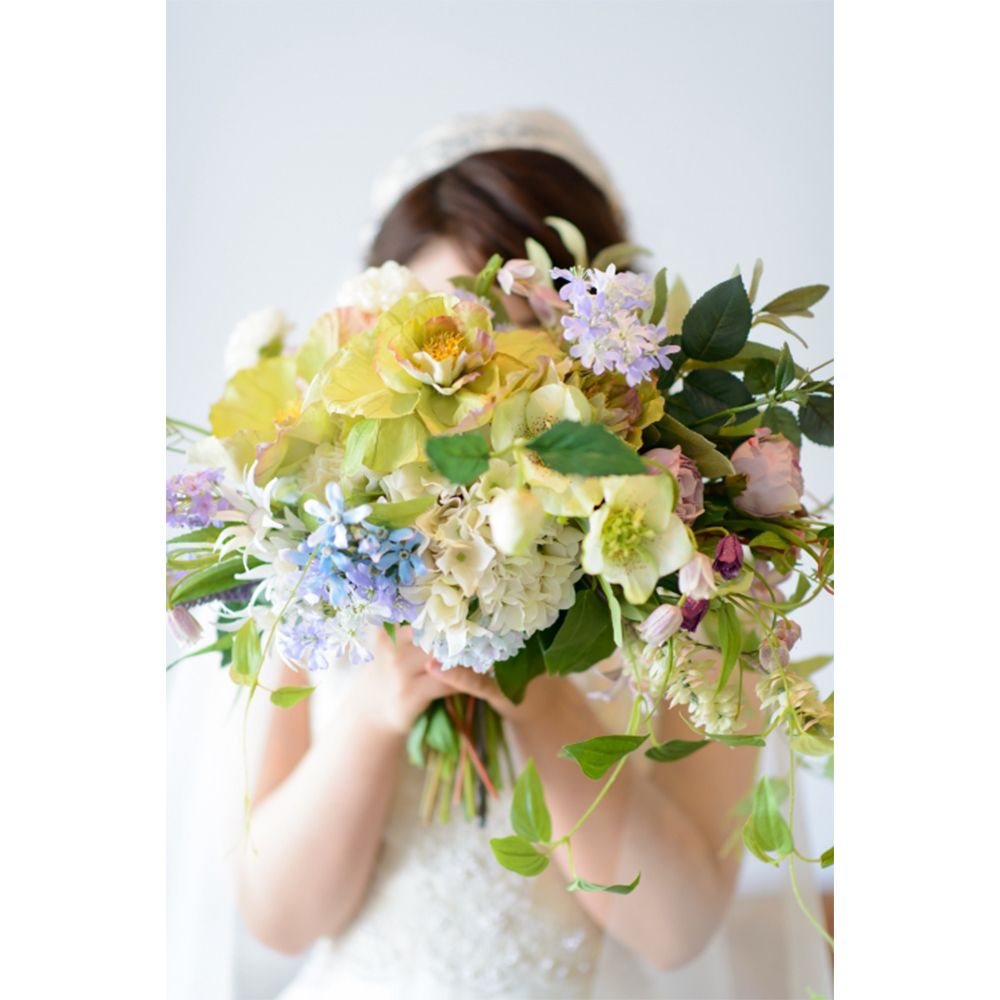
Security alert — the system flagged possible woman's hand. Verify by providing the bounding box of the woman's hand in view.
[424,659,561,724]
[353,626,454,736]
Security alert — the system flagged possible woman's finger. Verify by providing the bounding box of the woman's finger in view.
[427,662,505,713]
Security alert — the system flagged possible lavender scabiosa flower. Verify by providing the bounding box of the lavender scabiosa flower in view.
[166,468,226,529]
[551,265,679,387]
[680,597,710,632]
[712,534,744,580]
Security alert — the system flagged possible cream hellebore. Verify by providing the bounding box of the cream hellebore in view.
[491,380,605,517]
[730,428,804,519]
[486,487,546,556]
[582,474,694,605]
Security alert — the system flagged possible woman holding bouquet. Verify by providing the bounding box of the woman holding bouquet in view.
[236,111,812,999]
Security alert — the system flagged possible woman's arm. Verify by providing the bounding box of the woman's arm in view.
[432,667,759,971]
[237,629,450,955]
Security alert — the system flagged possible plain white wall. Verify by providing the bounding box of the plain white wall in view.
[167,1,832,995]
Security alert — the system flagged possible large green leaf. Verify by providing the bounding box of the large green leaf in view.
[759,405,802,446]
[167,555,253,609]
[426,431,490,485]
[559,734,647,780]
[511,760,552,843]
[494,634,546,704]
[543,591,617,676]
[682,368,754,431]
[526,421,646,476]
[656,414,735,478]
[749,775,792,855]
[231,619,262,679]
[545,216,588,267]
[681,276,752,361]
[490,836,550,877]
[645,739,710,763]
[798,394,834,446]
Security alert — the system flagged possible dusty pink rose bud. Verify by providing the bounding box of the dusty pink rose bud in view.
[637,604,683,646]
[774,619,802,651]
[679,552,717,600]
[713,534,744,580]
[642,446,704,524]
[759,618,803,670]
[730,428,804,519]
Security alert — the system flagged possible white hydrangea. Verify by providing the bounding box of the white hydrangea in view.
[336,261,425,313]
[224,307,289,377]
[298,442,346,499]
[391,459,582,673]
[664,646,741,735]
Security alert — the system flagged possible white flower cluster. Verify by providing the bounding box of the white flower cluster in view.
[224,307,289,378]
[388,459,582,672]
[756,671,831,732]
[664,646,741,735]
[336,261,425,313]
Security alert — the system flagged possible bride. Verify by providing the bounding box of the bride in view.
[234,110,831,1000]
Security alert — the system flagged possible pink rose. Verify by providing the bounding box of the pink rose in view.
[642,446,704,525]
[730,429,804,519]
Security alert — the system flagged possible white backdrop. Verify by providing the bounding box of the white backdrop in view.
[167,1,832,997]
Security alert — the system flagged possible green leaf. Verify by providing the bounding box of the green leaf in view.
[798,395,834,446]
[747,258,764,305]
[568,872,641,895]
[743,358,776,395]
[760,405,802,447]
[591,243,652,271]
[681,276,752,362]
[524,238,554,285]
[597,576,624,647]
[790,654,833,676]
[166,526,221,547]
[760,284,829,316]
[742,822,780,866]
[559,734,647,780]
[715,602,742,692]
[543,590,617,676]
[494,634,546,704]
[490,836,550,877]
[820,846,834,868]
[648,267,668,325]
[166,631,234,671]
[682,368,754,429]
[790,730,835,756]
[750,775,792,855]
[711,733,766,748]
[655,414,735,478]
[363,496,435,528]
[511,759,552,843]
[167,555,251,608]
[645,739,709,763]
[406,711,429,767]
[526,420,646,476]
[426,431,490,485]
[269,685,315,708]
[231,619,262,679]
[774,343,795,392]
[474,253,504,298]
[425,702,459,757]
[545,215,588,267]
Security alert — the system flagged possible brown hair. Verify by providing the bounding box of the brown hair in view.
[367,149,627,271]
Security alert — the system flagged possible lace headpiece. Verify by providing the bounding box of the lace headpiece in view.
[364,108,624,252]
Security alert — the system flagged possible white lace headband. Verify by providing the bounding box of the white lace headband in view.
[362,108,624,256]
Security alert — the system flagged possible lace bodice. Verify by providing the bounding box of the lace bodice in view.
[278,670,602,1000]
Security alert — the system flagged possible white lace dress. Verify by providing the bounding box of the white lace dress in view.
[275,668,833,1000]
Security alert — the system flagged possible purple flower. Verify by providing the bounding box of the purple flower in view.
[551,265,679,387]
[712,535,744,580]
[680,597,710,632]
[166,468,226,529]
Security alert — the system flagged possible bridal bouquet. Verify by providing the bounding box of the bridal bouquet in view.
[166,220,833,911]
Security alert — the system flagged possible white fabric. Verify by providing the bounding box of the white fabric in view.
[274,668,832,1000]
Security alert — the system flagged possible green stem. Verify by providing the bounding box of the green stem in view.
[166,416,211,436]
